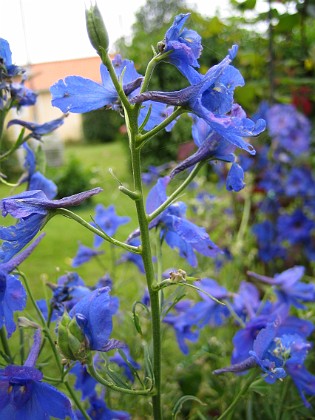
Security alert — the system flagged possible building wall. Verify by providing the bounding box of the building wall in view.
[7,56,103,143]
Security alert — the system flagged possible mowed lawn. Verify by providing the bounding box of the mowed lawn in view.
[0,141,142,296]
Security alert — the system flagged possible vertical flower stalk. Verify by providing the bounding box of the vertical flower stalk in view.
[127,107,163,419]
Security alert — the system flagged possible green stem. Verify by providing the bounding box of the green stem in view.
[137,107,185,144]
[0,327,13,363]
[20,271,91,420]
[64,380,91,420]
[218,370,258,420]
[100,49,131,111]
[126,104,162,418]
[148,161,206,223]
[86,357,153,396]
[276,378,291,420]
[54,208,141,254]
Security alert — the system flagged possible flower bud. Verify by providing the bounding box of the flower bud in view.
[85,3,109,56]
[57,311,89,362]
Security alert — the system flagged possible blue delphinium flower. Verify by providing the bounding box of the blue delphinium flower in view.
[109,348,141,383]
[286,365,315,408]
[0,234,44,337]
[163,299,199,354]
[50,54,143,113]
[0,187,102,263]
[277,209,315,246]
[69,287,124,352]
[0,329,75,419]
[132,53,265,158]
[20,143,58,198]
[72,243,104,267]
[71,361,98,400]
[266,104,311,155]
[141,176,221,267]
[232,281,261,322]
[226,162,245,192]
[284,167,315,198]
[247,266,315,309]
[49,272,91,315]
[188,278,230,327]
[142,162,173,185]
[77,392,130,420]
[7,114,67,140]
[169,104,263,179]
[10,81,37,108]
[160,13,202,81]
[214,321,312,385]
[252,220,285,262]
[0,38,20,78]
[117,238,145,274]
[92,204,130,247]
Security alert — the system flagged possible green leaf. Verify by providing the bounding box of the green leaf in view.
[274,13,300,33]
[172,395,206,419]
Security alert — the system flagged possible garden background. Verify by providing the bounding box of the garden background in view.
[1,0,315,418]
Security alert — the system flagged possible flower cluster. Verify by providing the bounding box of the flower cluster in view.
[242,102,315,265]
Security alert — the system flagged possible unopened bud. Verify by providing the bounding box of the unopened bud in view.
[85,3,109,56]
[18,317,41,329]
[57,312,89,362]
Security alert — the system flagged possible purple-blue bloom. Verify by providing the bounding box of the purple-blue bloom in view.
[266,104,311,155]
[0,234,44,337]
[7,115,66,140]
[226,162,245,192]
[0,187,102,263]
[80,393,130,420]
[69,287,124,352]
[248,266,315,309]
[144,176,221,267]
[163,299,199,354]
[118,238,145,274]
[92,204,130,247]
[50,54,143,113]
[21,143,58,199]
[215,320,312,387]
[49,272,91,315]
[160,13,202,81]
[10,82,37,107]
[188,278,230,327]
[277,209,315,246]
[109,348,141,383]
[0,330,75,419]
[170,104,262,179]
[71,361,98,400]
[72,243,104,267]
[232,281,261,322]
[0,38,20,78]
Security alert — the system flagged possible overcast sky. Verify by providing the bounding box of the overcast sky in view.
[1,0,231,65]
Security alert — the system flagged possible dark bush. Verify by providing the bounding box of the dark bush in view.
[82,108,124,143]
[52,156,92,200]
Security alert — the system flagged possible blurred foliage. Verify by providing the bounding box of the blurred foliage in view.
[52,155,93,200]
[82,108,125,143]
[0,134,22,180]
[116,0,315,116]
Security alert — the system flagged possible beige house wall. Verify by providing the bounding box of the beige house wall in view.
[7,56,103,143]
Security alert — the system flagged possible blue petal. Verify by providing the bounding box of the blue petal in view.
[51,76,117,113]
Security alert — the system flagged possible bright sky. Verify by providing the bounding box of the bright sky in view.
[1,0,231,65]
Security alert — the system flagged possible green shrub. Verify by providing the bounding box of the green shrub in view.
[52,155,92,200]
[82,108,124,143]
[0,135,23,181]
